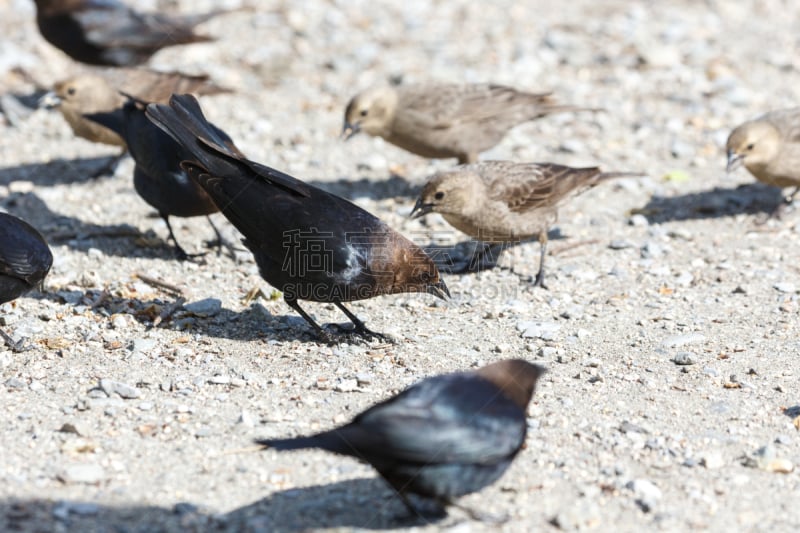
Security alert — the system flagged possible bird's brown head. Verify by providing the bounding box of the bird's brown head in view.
[379,235,449,300]
[726,120,780,174]
[44,75,118,111]
[476,359,546,409]
[411,168,483,219]
[342,86,399,140]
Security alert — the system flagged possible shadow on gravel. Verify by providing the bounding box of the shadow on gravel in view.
[0,155,124,186]
[638,183,785,223]
[0,479,443,532]
[223,477,445,530]
[309,173,419,202]
[1,191,216,261]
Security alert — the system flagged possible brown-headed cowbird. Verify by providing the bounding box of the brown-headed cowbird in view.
[33,0,233,66]
[411,161,639,288]
[726,108,800,204]
[0,213,53,351]
[84,96,232,260]
[145,94,448,342]
[257,359,545,521]
[40,70,229,149]
[342,83,594,163]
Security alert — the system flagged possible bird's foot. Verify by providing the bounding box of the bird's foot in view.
[393,498,447,525]
[173,245,208,263]
[325,323,395,345]
[204,235,244,260]
[528,270,549,290]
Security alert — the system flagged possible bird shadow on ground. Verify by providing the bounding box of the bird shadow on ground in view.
[637,183,785,223]
[30,285,337,344]
[222,477,446,531]
[309,173,420,202]
[421,228,564,275]
[0,155,124,187]
[0,479,444,532]
[0,191,209,261]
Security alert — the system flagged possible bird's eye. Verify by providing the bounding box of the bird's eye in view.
[419,271,431,282]
[359,109,368,117]
[434,191,445,200]
[67,87,76,96]
[746,143,754,150]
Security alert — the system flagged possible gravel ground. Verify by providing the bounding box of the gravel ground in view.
[2,0,800,531]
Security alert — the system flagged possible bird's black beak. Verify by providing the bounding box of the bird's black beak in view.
[341,121,359,141]
[39,91,61,109]
[410,198,434,219]
[427,279,450,300]
[726,149,743,174]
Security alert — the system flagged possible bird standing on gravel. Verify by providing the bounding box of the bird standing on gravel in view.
[256,359,545,522]
[0,213,53,352]
[84,96,232,260]
[726,108,800,208]
[32,0,232,67]
[342,82,593,164]
[146,94,448,343]
[40,71,229,176]
[411,161,639,288]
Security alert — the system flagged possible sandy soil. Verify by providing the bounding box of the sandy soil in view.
[1,0,800,531]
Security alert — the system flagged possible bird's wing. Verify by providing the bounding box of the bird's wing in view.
[76,2,195,51]
[769,109,800,142]
[0,219,51,283]
[484,162,601,213]
[401,84,551,130]
[349,374,526,464]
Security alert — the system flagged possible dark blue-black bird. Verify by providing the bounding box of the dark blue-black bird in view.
[85,96,234,260]
[145,94,448,343]
[256,359,545,521]
[33,0,233,67]
[0,213,53,351]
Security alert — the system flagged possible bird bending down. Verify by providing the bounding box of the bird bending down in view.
[257,359,546,522]
[146,94,448,343]
[343,82,597,163]
[726,108,800,215]
[411,161,642,288]
[84,96,234,260]
[0,213,53,351]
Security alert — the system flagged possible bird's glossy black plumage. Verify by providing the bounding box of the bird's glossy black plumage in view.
[33,0,228,66]
[257,359,545,520]
[85,97,231,260]
[0,213,53,351]
[145,94,448,342]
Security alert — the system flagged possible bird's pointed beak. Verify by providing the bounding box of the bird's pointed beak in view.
[341,121,359,141]
[726,149,744,174]
[427,278,450,300]
[409,197,434,219]
[38,91,61,109]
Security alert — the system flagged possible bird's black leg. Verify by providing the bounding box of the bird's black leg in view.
[333,302,392,343]
[532,233,548,289]
[0,328,28,352]
[284,297,334,344]
[204,216,241,259]
[161,215,205,261]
